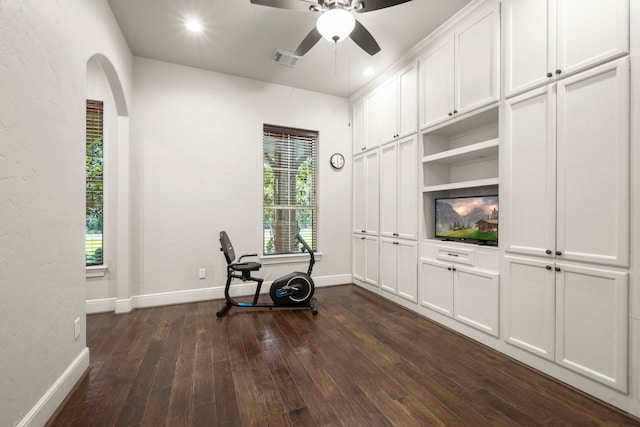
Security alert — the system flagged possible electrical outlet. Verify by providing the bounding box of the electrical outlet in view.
[199,268,206,279]
[74,317,80,340]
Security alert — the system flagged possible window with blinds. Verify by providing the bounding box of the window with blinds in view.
[86,99,104,265]
[263,124,318,255]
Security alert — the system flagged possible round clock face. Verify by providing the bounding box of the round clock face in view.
[330,153,345,169]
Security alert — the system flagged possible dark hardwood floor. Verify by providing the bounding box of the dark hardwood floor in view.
[49,284,639,426]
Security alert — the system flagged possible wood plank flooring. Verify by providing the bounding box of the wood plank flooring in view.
[49,285,640,426]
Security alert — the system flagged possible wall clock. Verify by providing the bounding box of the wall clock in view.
[330,152,345,170]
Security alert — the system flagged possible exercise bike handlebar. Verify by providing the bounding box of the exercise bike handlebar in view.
[296,233,315,276]
[238,253,258,263]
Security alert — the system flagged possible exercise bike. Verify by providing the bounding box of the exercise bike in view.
[216,231,318,317]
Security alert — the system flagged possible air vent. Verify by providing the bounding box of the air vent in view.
[272,49,300,67]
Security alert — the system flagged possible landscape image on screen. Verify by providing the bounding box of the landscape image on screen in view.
[435,196,498,244]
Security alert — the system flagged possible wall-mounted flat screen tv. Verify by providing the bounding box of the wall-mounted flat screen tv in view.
[435,195,499,245]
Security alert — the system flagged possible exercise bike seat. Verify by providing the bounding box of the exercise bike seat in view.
[231,261,261,272]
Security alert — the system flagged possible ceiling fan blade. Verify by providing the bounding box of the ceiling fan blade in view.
[353,0,412,13]
[294,27,323,56]
[350,20,381,55]
[250,0,316,12]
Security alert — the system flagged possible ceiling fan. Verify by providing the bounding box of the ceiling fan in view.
[250,0,413,56]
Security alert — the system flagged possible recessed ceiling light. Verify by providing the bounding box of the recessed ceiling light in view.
[363,67,375,77]
[185,18,203,33]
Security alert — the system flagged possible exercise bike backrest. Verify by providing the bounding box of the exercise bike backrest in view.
[220,231,260,268]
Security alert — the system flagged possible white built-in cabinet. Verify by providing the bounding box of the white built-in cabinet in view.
[380,239,418,302]
[353,234,378,287]
[419,4,500,129]
[503,57,630,267]
[504,255,628,392]
[420,247,499,337]
[502,56,630,391]
[353,148,380,289]
[349,0,638,416]
[503,0,629,98]
[380,135,418,240]
[378,63,419,145]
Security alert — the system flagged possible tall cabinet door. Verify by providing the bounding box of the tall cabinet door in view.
[556,0,629,77]
[352,235,366,282]
[398,63,418,138]
[379,143,398,238]
[556,57,629,267]
[504,256,556,360]
[455,5,500,115]
[396,136,418,240]
[555,263,628,392]
[378,78,398,145]
[364,150,379,235]
[503,0,551,97]
[364,236,379,286]
[420,259,453,316]
[397,240,418,302]
[454,266,499,337]
[379,238,398,294]
[503,86,556,258]
[352,99,366,153]
[353,155,366,233]
[366,90,381,150]
[419,37,454,129]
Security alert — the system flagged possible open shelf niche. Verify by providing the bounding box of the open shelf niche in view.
[421,105,499,241]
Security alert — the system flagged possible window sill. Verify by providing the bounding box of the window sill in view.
[260,252,322,265]
[86,265,108,278]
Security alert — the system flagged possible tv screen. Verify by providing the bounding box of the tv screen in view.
[435,195,499,245]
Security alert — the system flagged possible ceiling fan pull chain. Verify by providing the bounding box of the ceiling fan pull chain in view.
[334,40,338,76]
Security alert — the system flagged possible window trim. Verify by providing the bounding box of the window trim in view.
[86,99,105,267]
[262,123,318,256]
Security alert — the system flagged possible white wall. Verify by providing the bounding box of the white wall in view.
[130,57,353,299]
[0,1,132,425]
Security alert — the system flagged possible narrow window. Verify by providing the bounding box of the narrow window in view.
[263,124,317,255]
[86,100,104,265]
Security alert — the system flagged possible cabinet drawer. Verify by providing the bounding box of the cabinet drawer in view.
[436,246,475,265]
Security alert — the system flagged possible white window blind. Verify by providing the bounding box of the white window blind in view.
[263,124,318,255]
[86,99,104,265]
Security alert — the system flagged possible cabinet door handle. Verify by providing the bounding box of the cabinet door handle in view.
[546,72,553,78]
[555,69,562,75]
[546,265,552,270]
[447,253,459,257]
[556,251,562,256]
[545,249,552,255]
[452,267,456,272]
[448,112,453,117]
[360,237,365,240]
[447,267,452,271]
[453,109,458,114]
[555,267,561,272]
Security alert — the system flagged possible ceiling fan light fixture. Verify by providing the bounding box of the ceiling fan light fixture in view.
[316,8,355,42]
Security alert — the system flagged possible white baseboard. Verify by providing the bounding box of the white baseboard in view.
[17,347,90,427]
[115,298,133,314]
[86,297,116,314]
[91,273,353,313]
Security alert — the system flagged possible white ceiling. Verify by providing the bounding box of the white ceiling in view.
[107,0,471,98]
